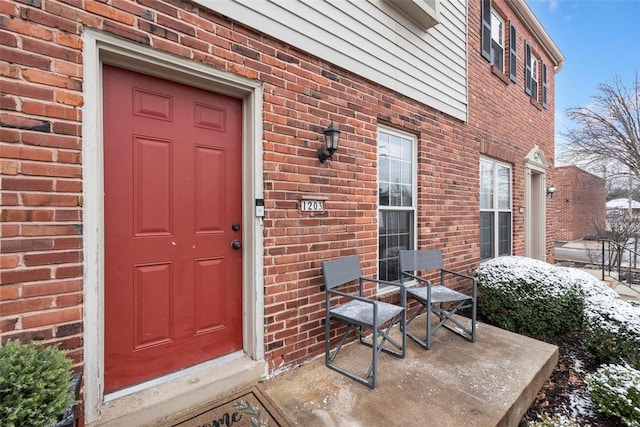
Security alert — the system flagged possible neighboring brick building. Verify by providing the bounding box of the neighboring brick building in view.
[0,0,563,425]
[554,165,606,241]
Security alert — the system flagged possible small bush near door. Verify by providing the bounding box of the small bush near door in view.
[0,340,77,427]
[475,256,584,338]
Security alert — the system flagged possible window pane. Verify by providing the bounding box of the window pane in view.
[491,11,503,45]
[379,157,389,183]
[390,159,401,184]
[480,160,494,209]
[498,212,512,256]
[389,135,402,159]
[497,165,511,209]
[379,235,386,256]
[532,57,539,80]
[390,184,402,206]
[379,132,389,156]
[491,41,504,71]
[379,210,414,282]
[379,260,389,282]
[480,212,494,260]
[401,138,412,161]
[401,161,411,185]
[401,184,412,207]
[379,182,389,206]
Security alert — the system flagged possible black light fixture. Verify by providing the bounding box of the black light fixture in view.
[547,185,556,197]
[318,121,341,163]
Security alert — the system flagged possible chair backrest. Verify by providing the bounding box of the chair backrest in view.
[399,249,444,273]
[321,255,362,290]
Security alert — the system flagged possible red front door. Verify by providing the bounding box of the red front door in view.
[103,65,243,393]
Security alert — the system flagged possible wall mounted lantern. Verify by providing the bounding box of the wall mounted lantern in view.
[318,122,341,163]
[547,185,556,197]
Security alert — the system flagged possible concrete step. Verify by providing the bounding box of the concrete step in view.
[260,317,558,427]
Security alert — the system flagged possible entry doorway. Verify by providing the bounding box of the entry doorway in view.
[103,65,243,392]
[525,147,549,261]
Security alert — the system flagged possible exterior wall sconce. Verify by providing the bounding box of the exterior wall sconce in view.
[318,121,341,163]
[547,185,556,197]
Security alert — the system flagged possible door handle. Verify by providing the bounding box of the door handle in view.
[231,239,242,249]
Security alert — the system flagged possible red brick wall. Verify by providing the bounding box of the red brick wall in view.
[554,166,606,241]
[468,0,557,261]
[1,0,556,377]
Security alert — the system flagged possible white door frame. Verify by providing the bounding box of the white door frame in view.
[82,29,264,423]
[524,146,549,260]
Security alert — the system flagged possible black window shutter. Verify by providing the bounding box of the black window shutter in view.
[525,41,532,96]
[542,62,548,107]
[481,0,492,62]
[509,23,517,82]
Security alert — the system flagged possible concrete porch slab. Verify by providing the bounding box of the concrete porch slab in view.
[259,318,558,427]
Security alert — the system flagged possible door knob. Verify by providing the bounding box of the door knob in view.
[232,223,241,231]
[231,239,242,249]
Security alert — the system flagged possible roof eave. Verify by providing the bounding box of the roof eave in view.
[507,0,566,73]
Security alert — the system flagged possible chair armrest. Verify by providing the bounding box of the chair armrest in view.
[328,289,378,306]
[400,272,432,286]
[441,269,477,296]
[441,268,474,281]
[361,277,405,289]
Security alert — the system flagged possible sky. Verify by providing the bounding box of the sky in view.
[526,0,640,161]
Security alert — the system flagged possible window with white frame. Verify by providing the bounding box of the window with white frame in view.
[482,0,518,80]
[531,54,539,102]
[490,10,504,72]
[525,41,548,108]
[480,158,512,260]
[378,128,416,284]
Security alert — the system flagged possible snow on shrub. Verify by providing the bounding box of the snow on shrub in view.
[476,256,640,369]
[563,267,640,369]
[582,292,640,369]
[475,257,584,338]
[586,364,640,427]
[526,413,583,427]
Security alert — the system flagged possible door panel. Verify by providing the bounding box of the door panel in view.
[103,65,243,393]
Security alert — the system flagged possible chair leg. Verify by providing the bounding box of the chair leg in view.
[406,299,477,350]
[327,324,358,363]
[405,303,430,349]
[434,301,476,343]
[471,298,477,342]
[326,313,405,388]
[360,314,405,358]
[371,322,377,387]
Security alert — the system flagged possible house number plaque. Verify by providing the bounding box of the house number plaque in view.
[300,200,324,212]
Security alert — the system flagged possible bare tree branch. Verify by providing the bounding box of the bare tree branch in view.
[562,71,640,179]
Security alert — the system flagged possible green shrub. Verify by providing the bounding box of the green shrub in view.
[583,294,640,369]
[565,268,640,369]
[586,364,640,427]
[0,340,77,427]
[475,257,584,338]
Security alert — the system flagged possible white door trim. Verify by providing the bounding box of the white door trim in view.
[82,29,264,424]
[524,146,549,260]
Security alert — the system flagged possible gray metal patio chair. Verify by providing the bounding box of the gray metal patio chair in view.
[399,249,477,349]
[321,254,406,388]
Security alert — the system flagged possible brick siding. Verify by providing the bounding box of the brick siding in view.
[1,0,556,393]
[554,165,606,241]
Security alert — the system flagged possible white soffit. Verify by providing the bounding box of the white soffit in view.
[387,0,441,30]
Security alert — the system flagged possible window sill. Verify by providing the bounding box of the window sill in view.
[491,65,511,85]
[530,97,544,111]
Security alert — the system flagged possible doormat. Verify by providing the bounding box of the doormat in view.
[167,386,290,427]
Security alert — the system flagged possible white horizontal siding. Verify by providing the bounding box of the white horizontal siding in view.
[195,0,467,122]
